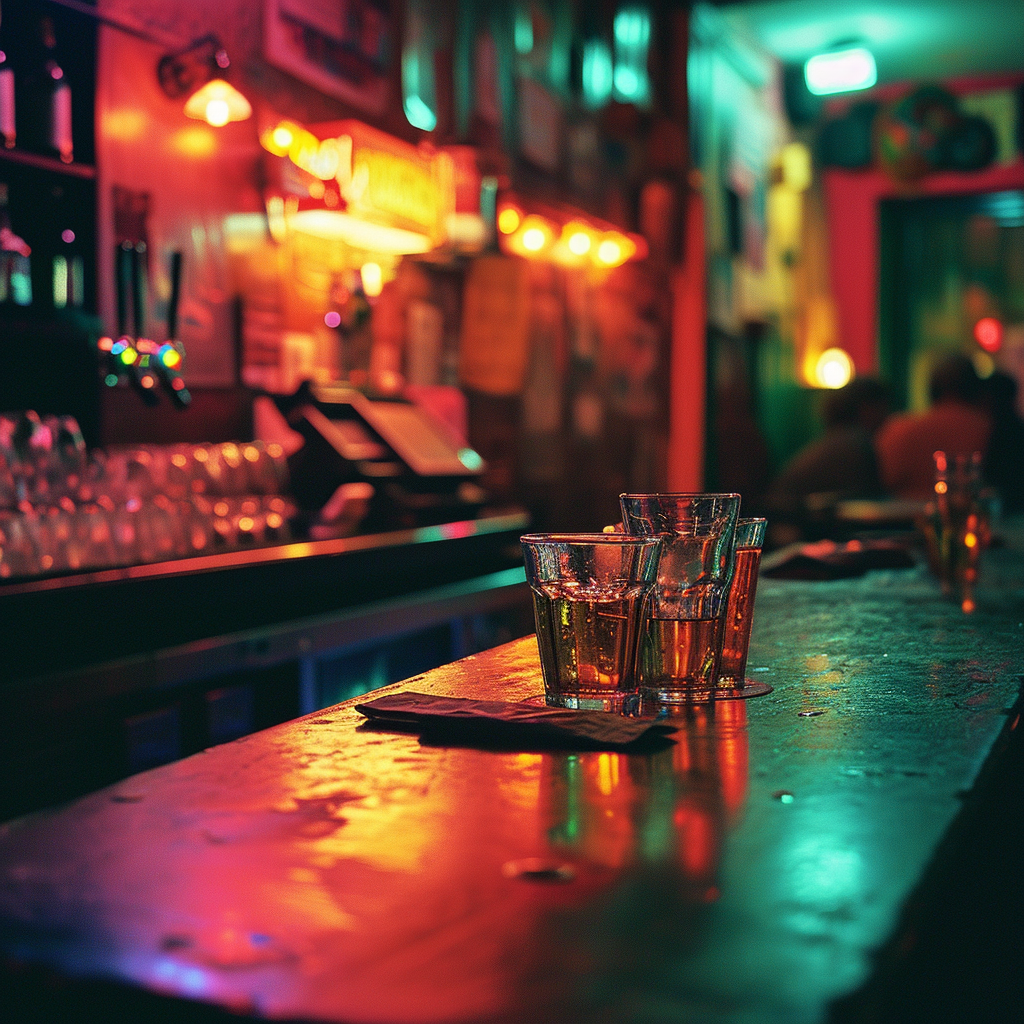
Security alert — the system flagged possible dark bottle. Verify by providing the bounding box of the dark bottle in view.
[18,15,72,163]
[40,15,72,163]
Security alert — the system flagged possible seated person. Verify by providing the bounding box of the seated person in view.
[767,377,891,512]
[874,354,992,501]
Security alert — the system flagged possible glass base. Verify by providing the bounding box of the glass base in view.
[714,678,774,699]
[522,692,641,714]
[640,685,713,704]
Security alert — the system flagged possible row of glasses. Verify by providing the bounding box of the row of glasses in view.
[521,494,768,713]
[0,494,297,580]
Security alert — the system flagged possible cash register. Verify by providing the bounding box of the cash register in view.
[282,383,488,531]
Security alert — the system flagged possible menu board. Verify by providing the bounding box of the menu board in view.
[458,255,531,396]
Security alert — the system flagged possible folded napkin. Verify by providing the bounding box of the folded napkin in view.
[355,692,676,751]
[762,538,916,580]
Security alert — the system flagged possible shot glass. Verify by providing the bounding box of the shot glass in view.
[521,533,662,711]
[619,493,741,703]
[717,517,767,691]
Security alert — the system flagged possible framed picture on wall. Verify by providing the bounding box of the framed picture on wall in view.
[263,0,392,114]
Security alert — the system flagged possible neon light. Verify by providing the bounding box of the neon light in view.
[119,348,137,366]
[804,48,877,96]
[612,7,651,105]
[53,255,68,308]
[973,316,1003,352]
[403,88,437,132]
[581,39,613,109]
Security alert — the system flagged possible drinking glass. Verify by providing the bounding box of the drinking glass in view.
[620,493,741,702]
[521,533,662,711]
[717,517,767,691]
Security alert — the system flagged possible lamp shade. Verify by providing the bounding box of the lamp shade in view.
[183,79,252,126]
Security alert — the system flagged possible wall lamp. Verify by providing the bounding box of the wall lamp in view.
[157,34,252,126]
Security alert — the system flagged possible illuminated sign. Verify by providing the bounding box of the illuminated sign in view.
[261,119,454,249]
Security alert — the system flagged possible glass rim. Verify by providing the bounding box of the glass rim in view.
[619,492,741,501]
[520,532,661,546]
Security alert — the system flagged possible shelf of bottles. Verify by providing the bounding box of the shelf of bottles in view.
[0,0,97,316]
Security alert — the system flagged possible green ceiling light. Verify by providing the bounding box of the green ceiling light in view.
[612,6,651,106]
[804,46,877,96]
[581,38,613,109]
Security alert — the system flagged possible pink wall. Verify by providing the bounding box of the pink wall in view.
[822,74,1024,374]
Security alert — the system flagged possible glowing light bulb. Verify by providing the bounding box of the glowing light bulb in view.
[498,207,521,234]
[568,231,591,255]
[361,262,384,297]
[205,99,230,127]
[814,348,854,389]
[522,228,546,252]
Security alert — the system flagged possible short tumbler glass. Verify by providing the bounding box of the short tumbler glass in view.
[717,517,767,690]
[619,493,741,702]
[521,533,662,711]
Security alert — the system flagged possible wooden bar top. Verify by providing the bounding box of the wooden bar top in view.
[0,541,1021,1022]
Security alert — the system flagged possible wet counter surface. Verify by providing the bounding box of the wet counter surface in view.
[0,544,1021,1023]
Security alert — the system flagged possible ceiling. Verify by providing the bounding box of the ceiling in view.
[715,0,1024,86]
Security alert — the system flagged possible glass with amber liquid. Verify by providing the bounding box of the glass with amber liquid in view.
[717,518,766,690]
[620,494,741,703]
[522,534,662,710]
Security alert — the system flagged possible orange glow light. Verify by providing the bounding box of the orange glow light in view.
[497,206,522,234]
[183,79,252,127]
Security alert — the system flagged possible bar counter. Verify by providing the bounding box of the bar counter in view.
[0,511,531,819]
[0,533,1021,1023]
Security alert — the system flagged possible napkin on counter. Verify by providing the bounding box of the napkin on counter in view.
[761,538,917,580]
[355,692,676,751]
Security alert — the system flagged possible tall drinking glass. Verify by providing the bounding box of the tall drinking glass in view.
[620,493,741,703]
[521,533,662,711]
[717,517,767,691]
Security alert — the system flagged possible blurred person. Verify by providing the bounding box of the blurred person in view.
[874,354,992,501]
[979,370,1024,513]
[767,377,891,510]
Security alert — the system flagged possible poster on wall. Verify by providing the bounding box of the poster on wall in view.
[263,0,391,114]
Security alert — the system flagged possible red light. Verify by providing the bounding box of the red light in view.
[97,336,114,352]
[140,374,156,389]
[973,317,1003,353]
[171,376,186,390]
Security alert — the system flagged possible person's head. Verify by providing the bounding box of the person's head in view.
[928,353,982,406]
[822,377,890,434]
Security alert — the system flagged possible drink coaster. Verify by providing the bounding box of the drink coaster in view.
[714,679,773,699]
